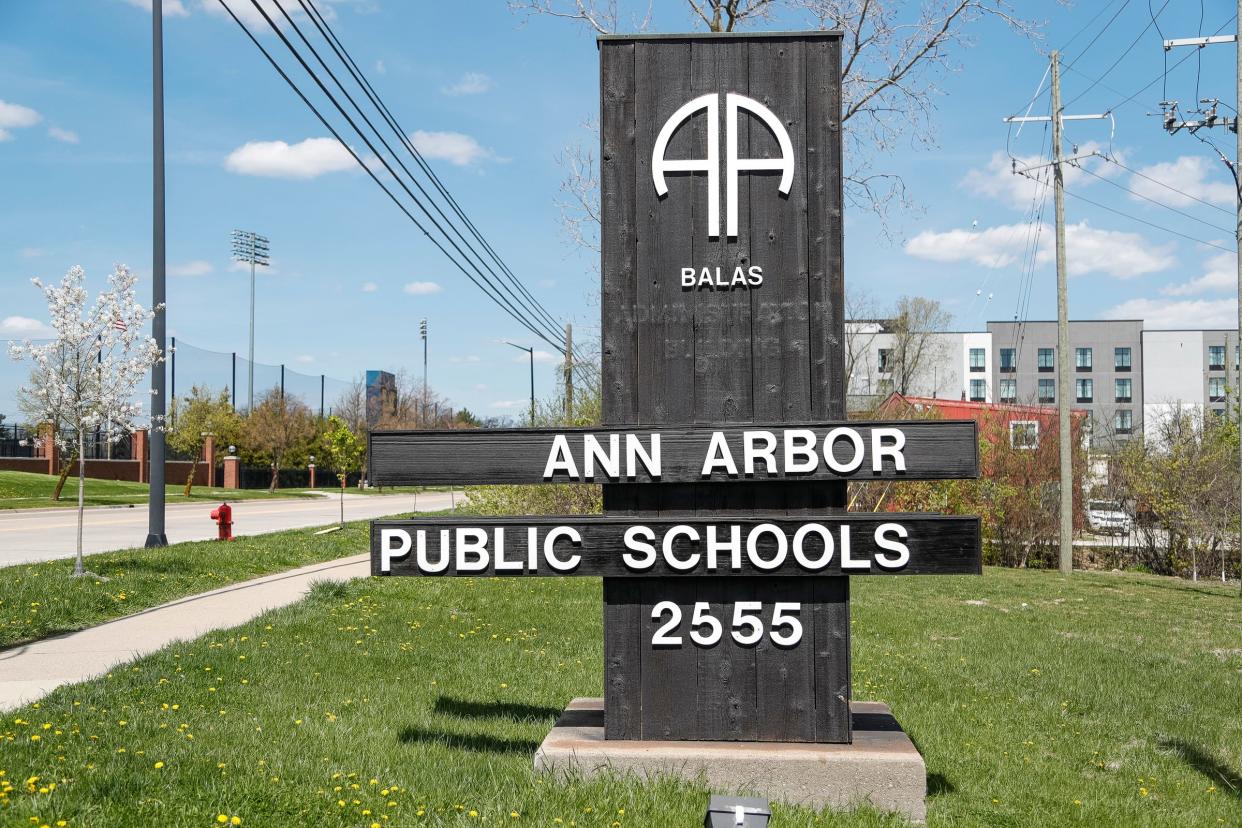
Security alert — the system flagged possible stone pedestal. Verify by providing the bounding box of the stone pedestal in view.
[534,698,926,823]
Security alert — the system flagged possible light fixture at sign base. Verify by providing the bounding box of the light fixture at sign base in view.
[703,795,770,828]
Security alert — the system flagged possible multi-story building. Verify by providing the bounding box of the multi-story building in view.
[1141,329,1241,431]
[846,322,992,408]
[986,320,1144,451]
[845,318,1242,452]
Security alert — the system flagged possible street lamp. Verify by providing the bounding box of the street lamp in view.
[504,341,536,426]
[231,229,270,412]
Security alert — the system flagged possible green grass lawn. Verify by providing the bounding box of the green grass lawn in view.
[0,470,319,511]
[1,568,1239,826]
[0,521,385,649]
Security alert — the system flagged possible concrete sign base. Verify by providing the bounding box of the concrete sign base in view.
[534,698,927,823]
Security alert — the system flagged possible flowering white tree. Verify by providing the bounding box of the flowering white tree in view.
[8,265,162,576]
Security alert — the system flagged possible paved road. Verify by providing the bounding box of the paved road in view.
[0,490,460,565]
[0,553,370,711]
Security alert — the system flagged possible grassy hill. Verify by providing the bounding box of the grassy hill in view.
[0,566,1238,826]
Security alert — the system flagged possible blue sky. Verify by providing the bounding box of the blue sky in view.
[1,0,1239,419]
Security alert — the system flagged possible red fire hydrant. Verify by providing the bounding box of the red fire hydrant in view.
[210,502,234,541]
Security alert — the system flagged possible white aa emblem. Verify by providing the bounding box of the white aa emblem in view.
[652,92,794,238]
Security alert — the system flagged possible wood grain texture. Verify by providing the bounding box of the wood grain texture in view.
[369,420,979,485]
[371,514,981,578]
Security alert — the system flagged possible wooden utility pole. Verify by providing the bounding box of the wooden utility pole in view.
[1003,53,1110,576]
[1050,51,1074,576]
[563,323,574,420]
[1157,13,1242,593]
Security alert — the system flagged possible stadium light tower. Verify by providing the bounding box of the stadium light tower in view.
[231,229,270,411]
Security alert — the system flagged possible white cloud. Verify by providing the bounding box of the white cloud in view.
[360,280,378,293]
[441,72,492,96]
[169,259,212,277]
[121,0,190,16]
[224,137,354,179]
[201,0,320,27]
[1128,156,1235,208]
[474,383,487,391]
[0,315,55,339]
[0,100,41,142]
[228,259,278,275]
[962,144,1115,209]
[403,281,442,295]
[1162,252,1236,296]
[410,130,497,166]
[47,126,79,144]
[374,59,386,75]
[490,399,523,409]
[18,247,43,258]
[904,220,1174,278]
[538,278,556,288]
[296,354,314,364]
[1104,297,1238,329]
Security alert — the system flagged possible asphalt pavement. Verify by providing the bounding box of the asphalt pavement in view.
[0,490,460,565]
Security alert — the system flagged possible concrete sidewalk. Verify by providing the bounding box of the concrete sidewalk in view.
[0,553,370,712]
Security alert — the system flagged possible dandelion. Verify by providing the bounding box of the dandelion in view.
[468,810,479,818]
[217,816,229,824]
[153,761,164,769]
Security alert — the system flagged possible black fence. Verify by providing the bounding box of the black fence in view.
[0,423,34,457]
[233,465,363,490]
[0,424,132,459]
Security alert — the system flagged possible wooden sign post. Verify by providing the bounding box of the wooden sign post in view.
[370,28,980,776]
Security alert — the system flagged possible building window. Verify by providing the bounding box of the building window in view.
[1038,378,1055,403]
[1114,409,1133,434]
[1115,378,1132,403]
[999,348,1016,373]
[999,379,1017,403]
[1010,420,1039,450]
[969,379,986,402]
[1209,376,1226,402]
[1208,345,1226,371]
[878,348,891,373]
[1213,407,1227,418]
[1038,348,1054,372]
[1075,347,1092,372]
[969,348,986,372]
[1115,346,1131,372]
[1075,379,1093,403]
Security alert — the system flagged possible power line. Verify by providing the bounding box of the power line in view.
[1073,163,1236,234]
[269,1,567,349]
[215,0,565,353]
[1099,13,1237,114]
[1062,187,1236,252]
[297,0,567,341]
[1064,0,1134,70]
[1093,152,1235,215]
[1063,0,1172,109]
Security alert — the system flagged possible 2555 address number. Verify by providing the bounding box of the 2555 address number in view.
[650,601,802,648]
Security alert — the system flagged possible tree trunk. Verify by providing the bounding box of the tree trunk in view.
[75,427,85,577]
[184,454,198,498]
[52,449,75,501]
[269,463,279,492]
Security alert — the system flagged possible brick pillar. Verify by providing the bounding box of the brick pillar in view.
[204,436,216,488]
[38,422,58,476]
[222,455,240,490]
[308,463,316,489]
[133,429,149,484]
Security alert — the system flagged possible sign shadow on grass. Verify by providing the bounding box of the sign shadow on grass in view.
[1159,738,1242,799]
[433,696,563,723]
[396,726,542,756]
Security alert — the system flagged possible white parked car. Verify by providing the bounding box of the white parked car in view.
[1087,500,1132,535]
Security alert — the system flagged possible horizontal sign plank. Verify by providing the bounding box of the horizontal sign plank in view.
[371,514,980,578]
[369,420,978,486]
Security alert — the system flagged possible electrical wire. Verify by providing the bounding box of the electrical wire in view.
[270,0,567,349]
[1100,13,1236,114]
[1093,152,1235,216]
[1073,163,1235,234]
[1064,0,1134,70]
[1061,187,1235,253]
[1063,0,1172,110]
[298,0,567,341]
[215,0,566,353]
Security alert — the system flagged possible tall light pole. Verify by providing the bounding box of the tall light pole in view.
[505,341,535,426]
[420,318,428,425]
[231,229,270,412]
[145,0,168,548]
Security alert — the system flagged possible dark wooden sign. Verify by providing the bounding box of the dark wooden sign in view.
[369,420,978,485]
[369,30,982,747]
[372,514,981,577]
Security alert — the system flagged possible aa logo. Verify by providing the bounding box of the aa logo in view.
[652,93,794,239]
